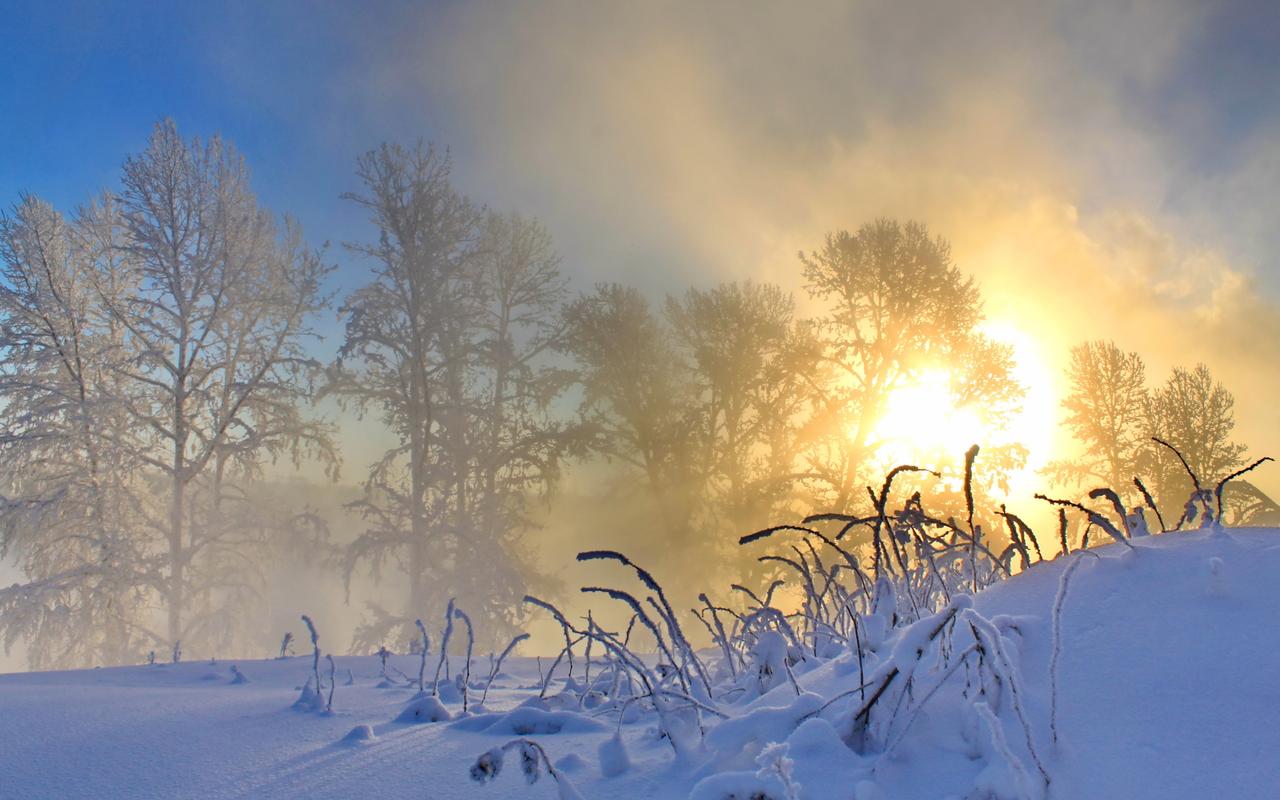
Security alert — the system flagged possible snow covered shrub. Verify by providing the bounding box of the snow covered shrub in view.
[376,645,391,680]
[341,724,376,745]
[452,605,476,712]
[1049,552,1096,746]
[292,614,328,712]
[526,585,716,755]
[301,615,321,698]
[450,706,607,736]
[292,677,324,712]
[469,738,584,800]
[754,742,801,800]
[578,550,714,700]
[278,631,294,659]
[971,701,1042,800]
[325,654,337,713]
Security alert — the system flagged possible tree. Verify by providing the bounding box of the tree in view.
[331,142,482,648]
[797,219,1023,508]
[665,281,817,542]
[464,210,582,630]
[0,194,147,668]
[561,284,704,552]
[1140,364,1247,517]
[331,144,575,648]
[103,120,336,653]
[1051,340,1149,493]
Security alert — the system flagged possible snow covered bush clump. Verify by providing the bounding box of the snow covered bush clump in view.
[470,738,585,800]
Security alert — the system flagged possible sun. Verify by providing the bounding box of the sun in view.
[869,369,988,469]
[866,319,1057,496]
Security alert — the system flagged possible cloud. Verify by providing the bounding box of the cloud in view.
[349,1,1280,481]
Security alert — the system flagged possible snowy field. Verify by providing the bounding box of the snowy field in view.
[3,528,1279,800]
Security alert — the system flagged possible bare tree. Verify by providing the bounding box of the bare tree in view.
[798,219,1023,508]
[1049,340,1149,493]
[0,194,149,667]
[561,284,703,553]
[100,120,335,653]
[467,211,582,628]
[331,145,576,648]
[1140,364,1246,516]
[329,142,481,648]
[665,281,816,544]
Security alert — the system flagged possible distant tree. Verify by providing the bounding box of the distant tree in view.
[797,219,1023,508]
[665,281,817,541]
[1140,364,1247,517]
[331,145,575,648]
[466,211,582,629]
[561,284,701,547]
[1050,340,1149,493]
[330,142,483,648]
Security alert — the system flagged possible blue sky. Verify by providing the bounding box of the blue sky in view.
[4,1,1280,287]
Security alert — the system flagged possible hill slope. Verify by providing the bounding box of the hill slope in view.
[2,528,1277,799]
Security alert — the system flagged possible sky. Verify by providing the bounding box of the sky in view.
[3,0,1280,486]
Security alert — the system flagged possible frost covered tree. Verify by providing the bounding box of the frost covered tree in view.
[108,121,336,653]
[331,144,575,648]
[797,219,1023,508]
[0,120,341,663]
[0,194,147,668]
[1049,340,1149,493]
[1050,345,1260,525]
[466,211,582,624]
[563,281,822,578]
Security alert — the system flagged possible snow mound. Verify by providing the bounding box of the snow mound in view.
[340,724,376,745]
[597,732,630,778]
[395,695,452,724]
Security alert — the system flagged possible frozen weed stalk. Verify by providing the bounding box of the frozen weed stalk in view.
[431,599,456,696]
[414,618,430,691]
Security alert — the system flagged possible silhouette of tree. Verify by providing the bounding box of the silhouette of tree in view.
[1050,340,1148,493]
[1140,364,1246,518]
[797,219,1023,508]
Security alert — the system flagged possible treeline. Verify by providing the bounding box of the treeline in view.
[1052,342,1275,526]
[0,121,1263,668]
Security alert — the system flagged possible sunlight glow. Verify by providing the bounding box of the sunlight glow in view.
[866,320,1057,497]
[870,369,986,468]
[983,319,1058,496]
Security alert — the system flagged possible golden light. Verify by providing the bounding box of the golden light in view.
[866,319,1058,498]
[982,319,1058,497]
[870,369,987,469]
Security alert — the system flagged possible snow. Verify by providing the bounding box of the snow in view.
[597,732,631,778]
[4,528,1280,799]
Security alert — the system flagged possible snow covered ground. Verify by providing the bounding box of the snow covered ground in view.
[3,527,1279,799]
